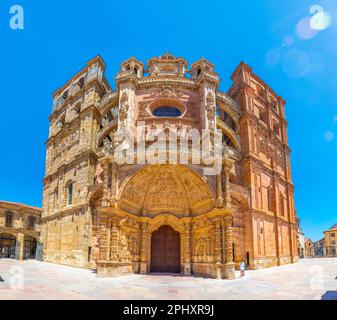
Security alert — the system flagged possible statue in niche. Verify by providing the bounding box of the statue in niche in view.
[206,93,215,129]
[119,92,129,125]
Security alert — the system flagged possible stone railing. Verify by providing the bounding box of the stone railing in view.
[116,70,135,80]
[138,76,196,87]
[99,91,118,108]
[216,92,241,114]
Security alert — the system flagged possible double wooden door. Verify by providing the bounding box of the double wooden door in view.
[151,225,181,273]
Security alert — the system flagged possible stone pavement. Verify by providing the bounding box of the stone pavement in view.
[0,258,337,300]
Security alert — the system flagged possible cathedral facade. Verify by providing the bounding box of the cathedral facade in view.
[41,53,298,279]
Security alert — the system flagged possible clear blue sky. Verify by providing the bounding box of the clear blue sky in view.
[0,0,336,241]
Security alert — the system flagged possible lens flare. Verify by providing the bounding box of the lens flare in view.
[283,35,294,46]
[324,131,334,142]
[266,49,281,66]
[310,11,331,30]
[281,48,310,79]
[296,16,318,40]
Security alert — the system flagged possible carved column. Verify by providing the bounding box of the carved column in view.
[110,161,118,204]
[101,158,111,207]
[213,218,223,279]
[224,159,232,208]
[97,213,110,261]
[224,215,235,280]
[139,222,149,274]
[183,222,192,275]
[216,171,224,208]
[110,217,120,262]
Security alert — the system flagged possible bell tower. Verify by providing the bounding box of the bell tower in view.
[229,62,298,268]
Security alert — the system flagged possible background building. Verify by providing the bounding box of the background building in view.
[314,238,325,257]
[324,223,337,257]
[40,53,298,279]
[304,238,315,258]
[0,201,42,260]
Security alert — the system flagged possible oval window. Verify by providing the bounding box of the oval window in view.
[152,106,182,117]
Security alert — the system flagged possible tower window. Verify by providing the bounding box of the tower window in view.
[67,183,73,205]
[152,106,182,117]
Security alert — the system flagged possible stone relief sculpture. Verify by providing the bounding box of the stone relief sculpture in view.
[206,93,216,130]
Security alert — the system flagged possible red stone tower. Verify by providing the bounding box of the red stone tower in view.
[229,62,298,268]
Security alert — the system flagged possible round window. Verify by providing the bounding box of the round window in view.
[152,106,182,117]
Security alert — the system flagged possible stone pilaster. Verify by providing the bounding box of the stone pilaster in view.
[213,218,223,279]
[182,222,192,275]
[18,233,24,261]
[110,162,118,204]
[223,160,233,208]
[101,158,111,207]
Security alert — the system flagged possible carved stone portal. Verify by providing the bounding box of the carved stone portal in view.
[95,165,235,280]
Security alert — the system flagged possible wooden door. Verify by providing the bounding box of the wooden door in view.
[151,225,181,273]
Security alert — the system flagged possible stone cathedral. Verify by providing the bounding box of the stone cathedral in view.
[41,53,298,280]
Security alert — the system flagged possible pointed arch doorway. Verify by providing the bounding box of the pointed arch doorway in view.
[150,225,181,274]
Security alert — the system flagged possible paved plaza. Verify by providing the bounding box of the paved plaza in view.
[0,258,337,300]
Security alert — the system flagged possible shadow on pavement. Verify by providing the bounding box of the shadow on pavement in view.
[321,291,337,300]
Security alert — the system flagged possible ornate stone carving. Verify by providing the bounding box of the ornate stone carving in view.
[206,93,216,130]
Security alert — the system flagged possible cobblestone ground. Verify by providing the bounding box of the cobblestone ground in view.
[0,258,337,300]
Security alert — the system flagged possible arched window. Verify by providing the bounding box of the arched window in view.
[67,182,73,205]
[152,106,182,117]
